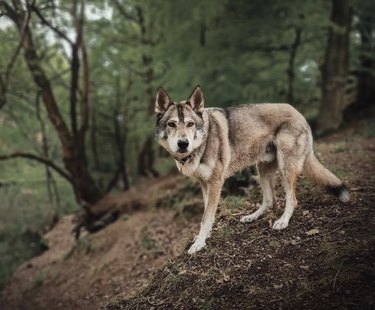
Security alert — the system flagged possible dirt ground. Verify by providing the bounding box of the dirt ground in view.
[1,121,374,310]
[0,208,199,310]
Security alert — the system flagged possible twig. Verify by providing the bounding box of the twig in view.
[332,269,340,289]
[0,152,72,183]
[31,3,73,45]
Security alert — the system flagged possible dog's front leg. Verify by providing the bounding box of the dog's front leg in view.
[188,181,223,254]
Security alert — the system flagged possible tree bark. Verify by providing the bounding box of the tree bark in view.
[316,0,351,135]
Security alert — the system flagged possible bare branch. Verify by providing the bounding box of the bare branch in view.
[10,0,72,147]
[105,167,122,193]
[0,152,72,183]
[31,3,73,45]
[0,1,17,23]
[111,0,139,23]
[0,0,32,108]
[79,0,89,133]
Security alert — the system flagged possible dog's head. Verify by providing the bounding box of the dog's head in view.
[155,85,206,158]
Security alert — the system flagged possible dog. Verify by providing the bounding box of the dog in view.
[155,85,349,254]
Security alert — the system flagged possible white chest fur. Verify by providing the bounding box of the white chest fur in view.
[176,159,213,181]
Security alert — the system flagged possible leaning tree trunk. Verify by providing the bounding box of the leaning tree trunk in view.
[316,0,351,135]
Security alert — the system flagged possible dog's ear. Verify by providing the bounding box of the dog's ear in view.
[187,85,204,113]
[155,87,172,113]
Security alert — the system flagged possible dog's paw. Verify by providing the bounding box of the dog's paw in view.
[188,238,206,254]
[272,217,289,230]
[240,213,259,223]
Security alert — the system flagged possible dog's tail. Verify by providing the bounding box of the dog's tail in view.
[303,152,349,202]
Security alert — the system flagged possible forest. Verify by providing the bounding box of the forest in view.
[0,0,374,309]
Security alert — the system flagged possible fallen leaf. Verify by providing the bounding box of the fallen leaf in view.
[306,228,319,236]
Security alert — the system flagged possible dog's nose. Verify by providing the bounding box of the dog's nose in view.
[177,139,189,151]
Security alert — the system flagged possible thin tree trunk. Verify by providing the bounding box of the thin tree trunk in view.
[355,20,375,111]
[90,105,100,170]
[136,6,158,177]
[287,27,302,104]
[316,0,351,135]
[35,91,60,208]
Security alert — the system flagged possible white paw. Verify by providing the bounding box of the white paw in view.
[188,238,206,254]
[240,213,259,223]
[272,217,289,230]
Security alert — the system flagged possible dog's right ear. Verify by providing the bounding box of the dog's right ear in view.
[155,87,172,113]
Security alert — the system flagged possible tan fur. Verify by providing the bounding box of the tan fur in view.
[155,86,349,254]
[304,152,342,188]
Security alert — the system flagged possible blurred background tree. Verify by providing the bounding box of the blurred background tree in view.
[0,0,374,285]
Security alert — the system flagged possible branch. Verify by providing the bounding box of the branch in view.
[0,0,32,108]
[79,0,89,134]
[0,152,73,183]
[8,0,72,147]
[69,0,81,136]
[0,1,17,23]
[111,0,139,23]
[5,2,31,83]
[31,3,73,45]
[105,166,122,193]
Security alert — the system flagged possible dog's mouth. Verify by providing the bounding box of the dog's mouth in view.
[177,149,189,154]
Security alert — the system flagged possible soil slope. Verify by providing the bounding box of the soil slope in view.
[106,124,375,310]
[1,122,374,310]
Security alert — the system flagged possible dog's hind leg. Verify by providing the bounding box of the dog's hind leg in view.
[273,166,298,230]
[273,152,302,230]
[272,127,308,230]
[240,160,277,223]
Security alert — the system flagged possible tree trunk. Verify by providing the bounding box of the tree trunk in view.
[286,27,301,104]
[4,1,105,233]
[136,6,159,177]
[316,0,351,135]
[354,18,375,112]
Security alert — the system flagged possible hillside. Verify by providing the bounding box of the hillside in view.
[1,121,375,310]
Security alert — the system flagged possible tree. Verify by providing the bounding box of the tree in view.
[0,0,116,233]
[316,0,351,135]
[351,0,375,114]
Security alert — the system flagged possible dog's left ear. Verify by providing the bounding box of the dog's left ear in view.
[187,85,204,113]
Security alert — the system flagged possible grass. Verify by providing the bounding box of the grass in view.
[139,226,157,251]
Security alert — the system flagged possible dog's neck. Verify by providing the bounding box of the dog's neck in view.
[174,154,194,165]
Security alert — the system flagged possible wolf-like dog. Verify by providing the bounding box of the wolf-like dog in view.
[155,85,349,254]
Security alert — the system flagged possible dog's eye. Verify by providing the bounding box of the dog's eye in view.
[187,121,195,127]
[167,122,176,128]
